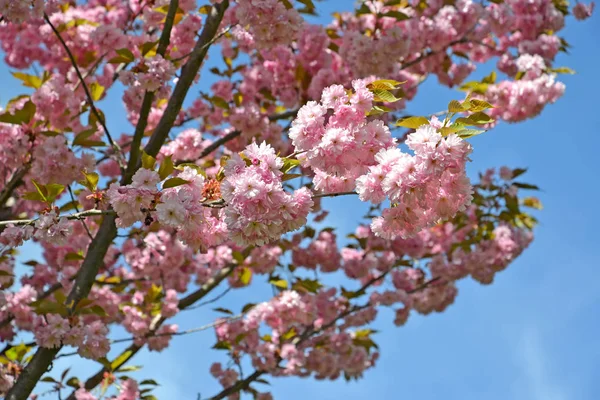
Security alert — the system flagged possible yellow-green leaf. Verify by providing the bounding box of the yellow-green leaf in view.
[239,267,252,286]
[158,155,174,181]
[395,116,429,129]
[269,279,288,289]
[11,72,43,89]
[372,89,401,103]
[141,151,156,170]
[0,100,36,125]
[89,82,105,101]
[162,177,189,189]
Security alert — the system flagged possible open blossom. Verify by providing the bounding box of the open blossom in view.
[573,2,594,19]
[358,125,473,239]
[290,80,394,193]
[222,142,313,246]
[34,212,74,246]
[0,0,45,23]
[234,0,303,49]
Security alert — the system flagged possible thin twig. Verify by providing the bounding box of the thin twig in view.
[312,191,357,199]
[44,14,117,150]
[0,209,113,228]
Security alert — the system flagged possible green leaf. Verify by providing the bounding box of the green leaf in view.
[457,112,494,126]
[158,155,174,181]
[459,81,489,94]
[548,66,575,74]
[89,82,105,101]
[45,183,65,203]
[505,194,520,214]
[511,168,527,179]
[211,96,230,110]
[281,157,301,174]
[522,197,543,210]
[456,128,485,139]
[116,48,135,63]
[282,173,302,182]
[292,278,323,293]
[79,171,100,192]
[0,100,36,125]
[367,79,405,90]
[64,252,85,261]
[213,307,234,315]
[140,379,160,386]
[372,89,401,103]
[239,267,252,286]
[232,251,245,264]
[212,341,232,351]
[175,163,205,176]
[41,376,58,383]
[32,301,68,317]
[367,105,393,116]
[73,129,105,147]
[241,303,256,313]
[512,182,540,190]
[468,99,494,112]
[341,287,365,300]
[281,327,297,341]
[66,377,80,388]
[395,116,429,129]
[141,151,156,170]
[5,343,32,362]
[11,72,43,89]
[162,177,189,189]
[269,278,289,289]
[110,350,133,371]
[481,70,497,84]
[116,365,142,372]
[448,99,468,113]
[381,10,410,20]
[31,179,48,202]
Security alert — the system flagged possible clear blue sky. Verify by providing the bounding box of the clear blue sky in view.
[2,3,599,399]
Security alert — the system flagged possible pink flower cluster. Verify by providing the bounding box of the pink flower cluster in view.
[234,0,303,49]
[75,378,139,400]
[486,57,565,123]
[107,167,228,251]
[573,2,595,20]
[31,136,94,186]
[0,0,44,23]
[357,125,473,239]
[35,315,110,360]
[213,289,379,380]
[222,142,313,246]
[290,80,395,193]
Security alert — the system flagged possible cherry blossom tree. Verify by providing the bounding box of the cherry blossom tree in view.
[0,0,593,399]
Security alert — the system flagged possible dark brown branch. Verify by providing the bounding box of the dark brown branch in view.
[7,3,230,399]
[123,0,180,184]
[144,0,229,158]
[65,264,237,400]
[0,166,29,209]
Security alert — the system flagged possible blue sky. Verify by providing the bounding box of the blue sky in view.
[2,3,600,400]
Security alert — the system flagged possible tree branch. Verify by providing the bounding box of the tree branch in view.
[144,0,230,158]
[123,0,180,184]
[0,165,29,209]
[44,14,116,150]
[0,209,113,228]
[7,3,230,398]
[65,264,237,400]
